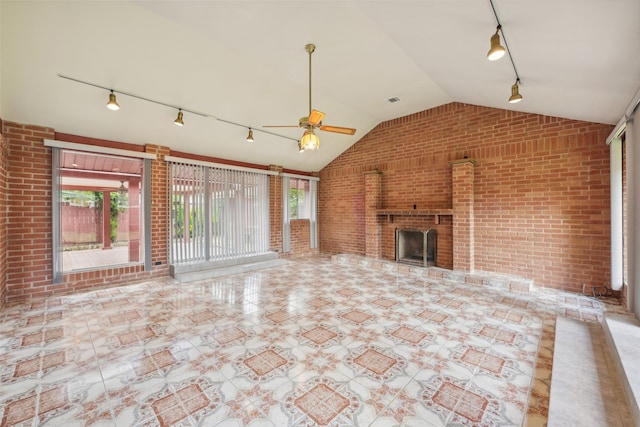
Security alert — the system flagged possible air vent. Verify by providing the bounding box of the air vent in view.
[387,97,400,103]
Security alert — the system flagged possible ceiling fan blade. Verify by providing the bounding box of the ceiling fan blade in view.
[263,125,300,128]
[308,109,325,126]
[319,125,357,135]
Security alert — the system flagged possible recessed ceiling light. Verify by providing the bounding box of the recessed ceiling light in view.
[387,97,400,103]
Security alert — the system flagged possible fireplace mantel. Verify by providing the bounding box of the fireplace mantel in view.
[376,209,453,224]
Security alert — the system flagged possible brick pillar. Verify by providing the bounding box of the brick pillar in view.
[451,159,475,272]
[146,144,171,271]
[269,165,283,253]
[364,170,383,259]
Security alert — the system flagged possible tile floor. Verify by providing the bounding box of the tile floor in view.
[0,257,616,426]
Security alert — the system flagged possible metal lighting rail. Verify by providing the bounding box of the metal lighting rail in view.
[57,74,299,142]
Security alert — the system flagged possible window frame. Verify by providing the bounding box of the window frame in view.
[46,139,155,282]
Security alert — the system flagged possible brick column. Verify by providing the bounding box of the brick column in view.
[451,159,475,272]
[268,165,283,253]
[364,170,382,259]
[146,144,171,272]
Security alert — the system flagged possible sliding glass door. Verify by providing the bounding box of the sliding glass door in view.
[170,162,270,265]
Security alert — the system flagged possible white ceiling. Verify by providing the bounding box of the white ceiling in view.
[1,1,639,172]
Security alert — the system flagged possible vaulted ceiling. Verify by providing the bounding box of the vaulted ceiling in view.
[2,1,639,172]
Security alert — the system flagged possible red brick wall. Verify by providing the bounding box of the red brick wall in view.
[2,122,169,304]
[0,121,7,310]
[319,103,613,292]
[5,122,56,302]
[0,122,316,305]
[283,219,318,258]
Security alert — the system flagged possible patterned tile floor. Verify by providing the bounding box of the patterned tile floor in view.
[0,257,620,426]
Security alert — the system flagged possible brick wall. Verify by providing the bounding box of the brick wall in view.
[2,122,170,304]
[0,121,7,310]
[5,122,56,302]
[283,219,318,258]
[319,103,613,292]
[1,122,317,305]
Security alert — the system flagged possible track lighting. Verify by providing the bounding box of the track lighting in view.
[106,90,120,111]
[300,128,320,150]
[487,26,506,61]
[508,80,523,103]
[59,74,300,144]
[487,0,525,104]
[246,128,254,142]
[174,109,184,126]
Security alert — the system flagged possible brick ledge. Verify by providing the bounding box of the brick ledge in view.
[330,254,534,294]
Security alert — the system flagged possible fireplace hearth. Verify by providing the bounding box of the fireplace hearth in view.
[396,228,437,267]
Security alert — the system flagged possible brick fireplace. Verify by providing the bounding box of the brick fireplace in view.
[396,228,437,267]
[364,158,475,272]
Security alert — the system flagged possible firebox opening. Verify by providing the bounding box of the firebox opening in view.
[395,228,437,267]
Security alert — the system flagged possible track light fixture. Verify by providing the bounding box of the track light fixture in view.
[509,80,523,103]
[174,109,184,126]
[246,128,254,142]
[487,26,506,61]
[106,90,120,111]
[59,74,300,145]
[487,0,524,104]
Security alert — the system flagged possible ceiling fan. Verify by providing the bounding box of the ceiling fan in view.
[264,43,356,152]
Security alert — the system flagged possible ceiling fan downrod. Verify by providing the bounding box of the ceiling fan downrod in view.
[305,43,315,117]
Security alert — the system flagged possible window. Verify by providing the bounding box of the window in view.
[289,178,310,219]
[48,140,154,282]
[282,175,318,253]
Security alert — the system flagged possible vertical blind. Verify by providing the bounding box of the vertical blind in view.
[169,161,270,264]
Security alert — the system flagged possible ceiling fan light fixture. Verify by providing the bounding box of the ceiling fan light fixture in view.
[487,27,506,61]
[509,80,523,103]
[246,128,254,142]
[262,43,356,151]
[174,109,184,126]
[300,128,320,150]
[106,90,120,111]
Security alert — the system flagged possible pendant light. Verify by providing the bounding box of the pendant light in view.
[118,181,127,197]
[246,128,254,142]
[487,1,525,104]
[487,26,506,61]
[106,90,120,110]
[508,80,523,103]
[174,109,184,126]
